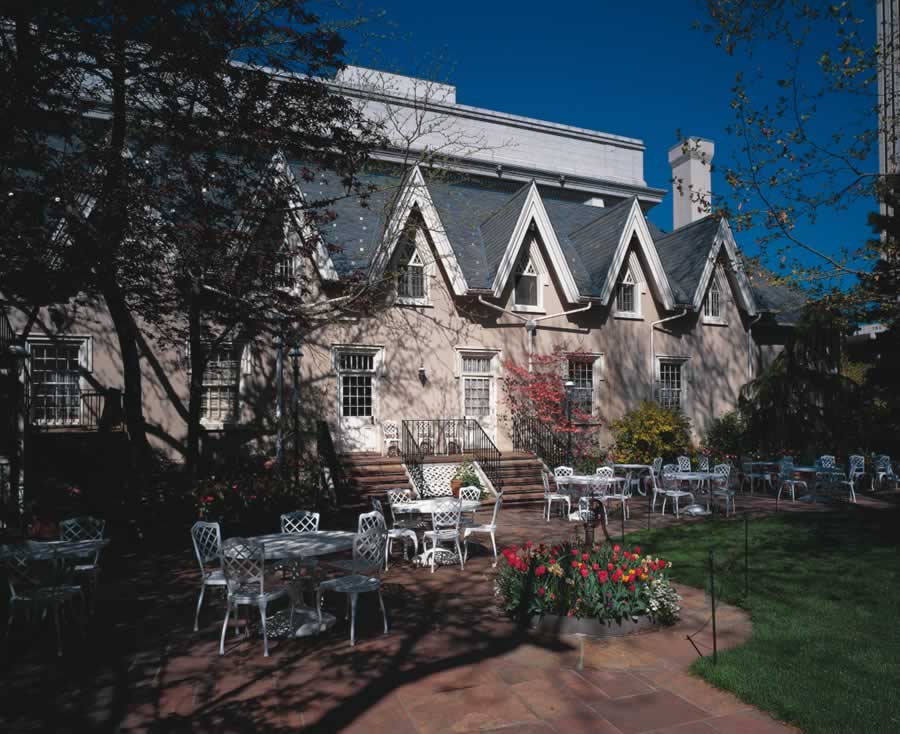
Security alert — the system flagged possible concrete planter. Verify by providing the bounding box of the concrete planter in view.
[530,613,659,638]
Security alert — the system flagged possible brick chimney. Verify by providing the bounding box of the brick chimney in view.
[668,138,715,229]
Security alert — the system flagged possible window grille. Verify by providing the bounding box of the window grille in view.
[568,358,594,416]
[704,278,722,319]
[657,361,683,410]
[397,246,426,300]
[338,351,376,417]
[201,347,239,422]
[514,257,538,307]
[461,354,493,417]
[30,342,82,425]
[616,269,636,313]
[275,253,297,289]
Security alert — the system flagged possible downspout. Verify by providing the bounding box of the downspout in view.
[477,295,592,372]
[650,308,689,400]
[747,313,763,381]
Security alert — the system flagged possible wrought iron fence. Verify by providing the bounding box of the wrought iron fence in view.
[400,418,503,493]
[512,413,569,471]
[401,420,425,495]
[31,390,123,431]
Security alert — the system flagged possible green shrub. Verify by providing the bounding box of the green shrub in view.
[702,411,746,464]
[610,401,692,463]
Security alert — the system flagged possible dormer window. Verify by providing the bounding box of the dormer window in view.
[275,253,297,289]
[614,268,640,317]
[514,257,539,309]
[702,272,725,324]
[395,236,430,305]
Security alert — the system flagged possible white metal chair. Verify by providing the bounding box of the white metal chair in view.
[372,498,417,569]
[2,544,85,657]
[875,455,898,490]
[819,454,836,469]
[191,521,227,631]
[463,493,502,566]
[596,466,629,520]
[328,512,388,576]
[697,456,709,471]
[422,498,464,573]
[59,516,105,614]
[677,455,692,472]
[219,538,294,657]
[777,458,807,502]
[838,455,864,503]
[661,465,694,518]
[711,464,736,515]
[458,485,482,524]
[317,521,388,646]
[382,420,400,456]
[644,457,663,496]
[279,510,321,598]
[740,460,773,494]
[544,470,571,521]
[648,466,667,513]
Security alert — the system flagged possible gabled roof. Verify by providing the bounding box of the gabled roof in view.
[654,216,721,305]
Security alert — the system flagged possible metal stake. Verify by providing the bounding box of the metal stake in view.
[709,548,718,665]
[744,514,750,598]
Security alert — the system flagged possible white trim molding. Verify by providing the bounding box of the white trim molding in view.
[598,198,676,311]
[368,164,468,296]
[491,181,581,305]
[692,218,758,317]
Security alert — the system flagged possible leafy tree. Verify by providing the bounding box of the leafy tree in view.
[609,402,692,464]
[0,2,382,472]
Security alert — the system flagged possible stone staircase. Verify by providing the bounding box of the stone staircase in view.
[335,449,547,510]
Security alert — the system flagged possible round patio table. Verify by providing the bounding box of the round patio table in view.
[614,464,654,496]
[556,475,626,544]
[241,530,356,637]
[5,539,110,560]
[391,498,480,515]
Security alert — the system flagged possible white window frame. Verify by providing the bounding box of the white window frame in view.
[456,349,500,420]
[702,269,727,325]
[275,215,302,294]
[195,342,245,428]
[656,356,688,412]
[566,353,603,419]
[333,345,383,422]
[395,228,432,307]
[512,243,544,313]
[613,267,642,319]
[26,336,92,426]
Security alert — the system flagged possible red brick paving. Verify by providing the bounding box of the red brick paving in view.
[7,490,880,732]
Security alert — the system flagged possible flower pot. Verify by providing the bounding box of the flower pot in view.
[530,613,659,638]
[450,479,463,497]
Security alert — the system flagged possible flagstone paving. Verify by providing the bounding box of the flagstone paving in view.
[5,491,886,732]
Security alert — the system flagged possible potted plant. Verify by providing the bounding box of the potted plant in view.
[451,461,482,498]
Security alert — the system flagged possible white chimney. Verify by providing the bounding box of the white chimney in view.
[668,138,714,229]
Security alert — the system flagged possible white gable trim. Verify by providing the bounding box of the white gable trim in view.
[491,181,581,303]
[271,152,340,282]
[598,199,675,310]
[368,164,467,297]
[693,218,758,316]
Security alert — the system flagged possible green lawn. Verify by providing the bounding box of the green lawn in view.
[630,506,900,734]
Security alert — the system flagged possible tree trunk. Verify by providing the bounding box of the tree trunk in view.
[184,280,204,477]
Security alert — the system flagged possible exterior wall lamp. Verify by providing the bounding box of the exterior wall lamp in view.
[418,365,427,384]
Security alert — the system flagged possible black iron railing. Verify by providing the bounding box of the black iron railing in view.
[0,309,15,355]
[31,390,124,431]
[401,418,503,493]
[401,420,425,495]
[512,413,570,471]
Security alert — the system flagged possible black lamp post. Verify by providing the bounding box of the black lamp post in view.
[289,343,303,487]
[564,380,575,465]
[275,332,284,472]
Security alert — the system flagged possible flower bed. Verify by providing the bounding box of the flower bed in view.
[496,541,681,628]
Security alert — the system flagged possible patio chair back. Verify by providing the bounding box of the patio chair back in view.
[698,456,709,472]
[677,456,691,472]
[1,545,61,599]
[430,498,462,531]
[459,486,481,503]
[354,518,388,571]
[387,488,413,524]
[59,516,105,542]
[487,493,503,527]
[541,471,551,497]
[382,420,399,442]
[553,466,573,492]
[651,457,663,476]
[281,510,320,534]
[191,521,222,574]
[779,457,795,480]
[594,466,614,480]
[818,455,836,469]
[220,538,265,597]
[713,464,731,485]
[357,510,386,536]
[661,464,679,490]
[848,454,865,478]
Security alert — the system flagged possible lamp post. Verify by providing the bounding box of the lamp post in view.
[564,380,575,466]
[289,343,303,487]
[275,332,284,472]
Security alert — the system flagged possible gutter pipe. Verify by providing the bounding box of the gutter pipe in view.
[650,308,689,400]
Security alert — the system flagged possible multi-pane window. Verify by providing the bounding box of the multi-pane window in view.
[514,257,539,307]
[275,253,297,289]
[338,351,375,417]
[30,341,83,425]
[461,354,492,417]
[397,244,426,301]
[616,269,637,314]
[201,346,239,422]
[703,278,722,320]
[657,360,684,410]
[568,358,595,416]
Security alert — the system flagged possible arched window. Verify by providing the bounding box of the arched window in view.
[514,257,539,308]
[397,244,426,300]
[616,268,637,315]
[703,277,722,321]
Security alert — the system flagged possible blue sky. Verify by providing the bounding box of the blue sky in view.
[342,0,879,283]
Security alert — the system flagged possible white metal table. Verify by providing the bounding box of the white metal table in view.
[242,530,356,637]
[614,464,654,496]
[391,499,481,515]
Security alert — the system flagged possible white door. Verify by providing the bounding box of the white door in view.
[459,353,496,441]
[336,349,379,452]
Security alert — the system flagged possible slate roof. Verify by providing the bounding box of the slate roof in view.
[290,161,806,321]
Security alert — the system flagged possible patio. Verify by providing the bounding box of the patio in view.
[3,491,876,733]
